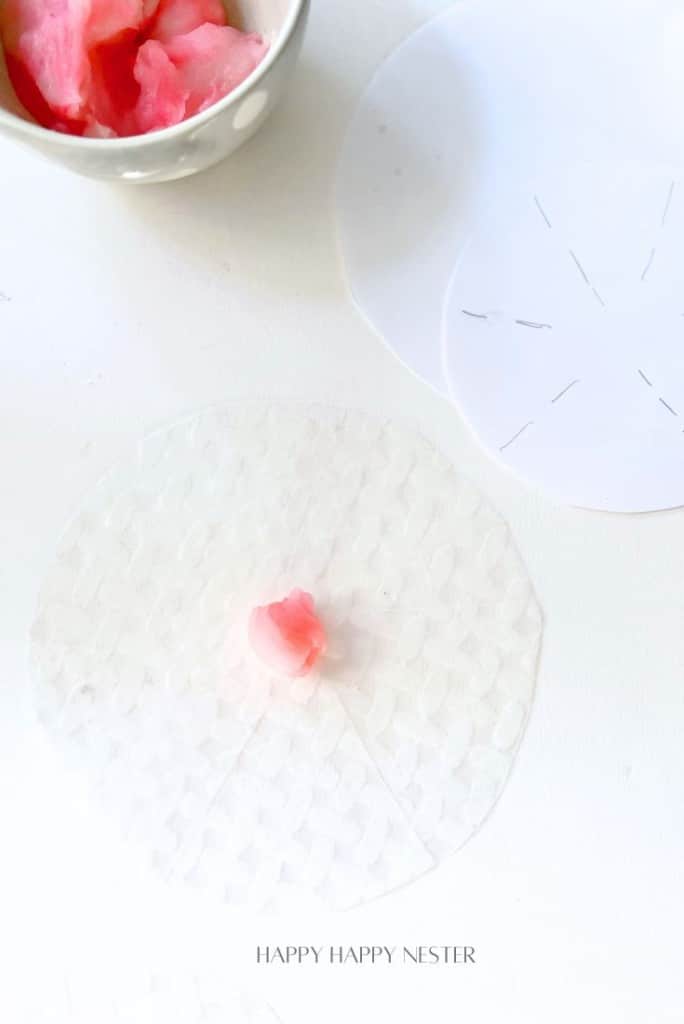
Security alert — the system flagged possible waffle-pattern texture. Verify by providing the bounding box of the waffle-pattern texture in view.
[11,969,282,1024]
[31,404,543,910]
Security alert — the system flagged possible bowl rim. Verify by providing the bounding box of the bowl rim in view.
[0,0,307,149]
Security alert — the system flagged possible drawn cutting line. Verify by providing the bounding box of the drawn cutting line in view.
[659,397,678,416]
[500,422,534,451]
[567,251,604,305]
[569,249,591,286]
[515,319,552,329]
[638,369,653,386]
[662,181,676,227]
[641,248,656,281]
[551,379,581,403]
[462,309,488,320]
[534,195,552,229]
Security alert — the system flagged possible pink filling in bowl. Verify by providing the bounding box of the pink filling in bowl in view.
[0,0,269,137]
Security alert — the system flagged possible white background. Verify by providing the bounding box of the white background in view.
[1,0,683,1020]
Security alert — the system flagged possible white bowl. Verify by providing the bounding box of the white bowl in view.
[0,0,308,182]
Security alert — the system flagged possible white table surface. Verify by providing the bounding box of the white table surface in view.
[1,1,682,1021]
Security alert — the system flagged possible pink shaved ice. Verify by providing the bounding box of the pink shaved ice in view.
[0,0,268,137]
[2,0,91,121]
[148,0,225,44]
[248,590,328,679]
[133,39,186,133]
[164,23,267,116]
[87,1,159,48]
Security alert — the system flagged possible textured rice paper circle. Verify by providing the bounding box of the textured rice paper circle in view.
[442,161,684,512]
[335,5,485,394]
[31,405,542,911]
[336,0,684,398]
[14,969,282,1024]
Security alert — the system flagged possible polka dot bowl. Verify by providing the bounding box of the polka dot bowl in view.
[0,0,309,183]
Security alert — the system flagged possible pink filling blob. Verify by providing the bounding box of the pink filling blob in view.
[1,0,268,137]
[248,590,328,679]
